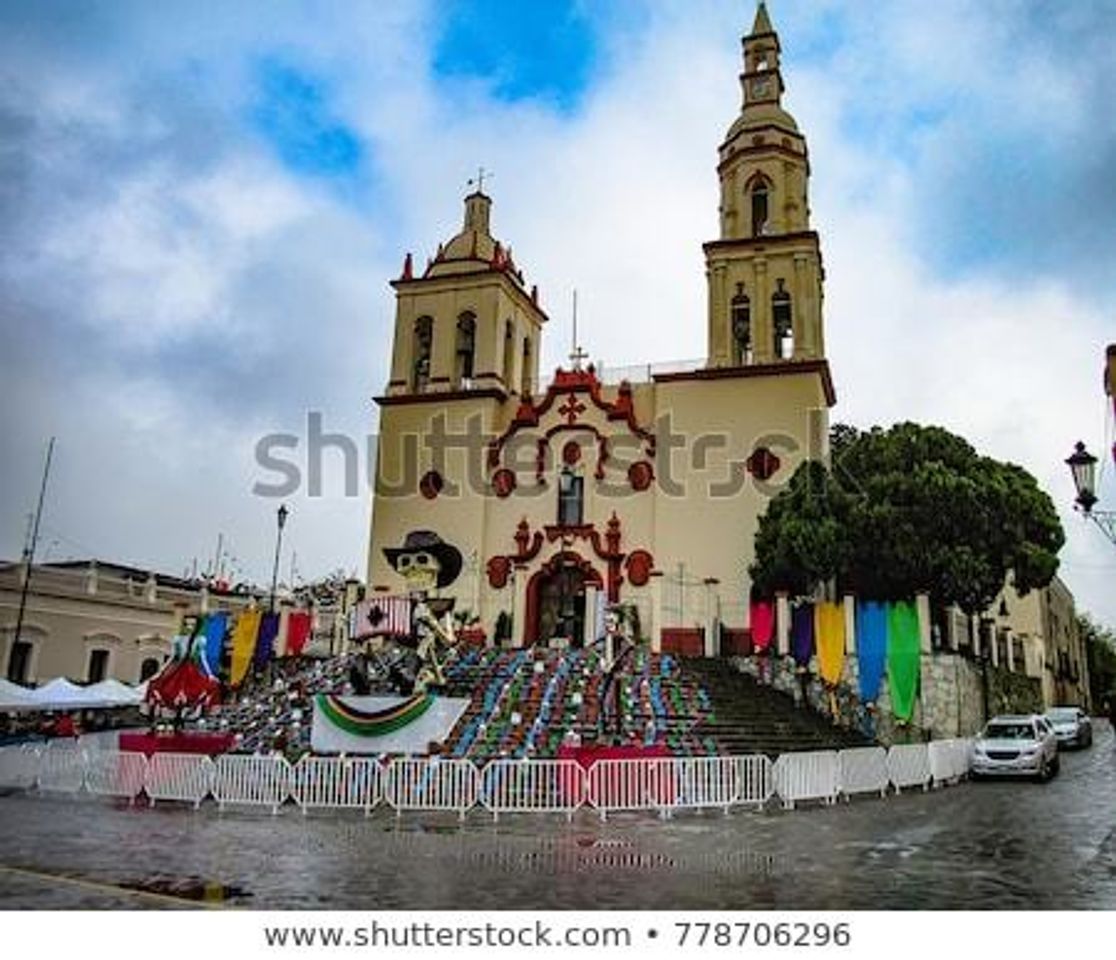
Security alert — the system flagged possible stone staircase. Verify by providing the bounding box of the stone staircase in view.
[682,657,872,756]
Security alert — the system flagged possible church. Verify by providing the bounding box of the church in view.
[366,4,834,655]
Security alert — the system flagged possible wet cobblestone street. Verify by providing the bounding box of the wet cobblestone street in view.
[2,724,1114,910]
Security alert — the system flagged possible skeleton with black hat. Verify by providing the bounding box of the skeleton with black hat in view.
[383,530,464,692]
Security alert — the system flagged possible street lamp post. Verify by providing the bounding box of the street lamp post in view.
[1065,441,1116,546]
[269,504,289,613]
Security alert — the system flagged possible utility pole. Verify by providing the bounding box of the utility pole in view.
[12,438,56,659]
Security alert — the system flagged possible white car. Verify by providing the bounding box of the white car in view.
[971,714,1060,781]
[1044,706,1093,749]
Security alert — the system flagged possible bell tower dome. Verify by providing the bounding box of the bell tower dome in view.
[385,187,547,398]
[704,2,825,367]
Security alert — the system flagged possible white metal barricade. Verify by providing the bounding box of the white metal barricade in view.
[736,754,774,807]
[85,750,147,800]
[145,754,214,808]
[772,750,839,809]
[586,759,660,819]
[886,743,931,792]
[291,756,382,814]
[928,739,961,786]
[650,757,739,815]
[954,738,973,779]
[0,744,42,790]
[37,743,87,793]
[479,759,585,820]
[212,754,291,814]
[838,746,889,799]
[384,758,479,818]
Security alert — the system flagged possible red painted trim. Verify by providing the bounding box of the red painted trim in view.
[488,366,656,471]
[653,358,837,407]
[661,628,705,657]
[721,628,754,656]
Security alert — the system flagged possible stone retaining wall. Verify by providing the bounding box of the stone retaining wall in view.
[731,651,1043,746]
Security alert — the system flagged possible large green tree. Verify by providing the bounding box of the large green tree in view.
[1080,614,1116,708]
[751,422,1065,613]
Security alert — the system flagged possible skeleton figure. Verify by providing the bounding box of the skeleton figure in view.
[383,530,464,694]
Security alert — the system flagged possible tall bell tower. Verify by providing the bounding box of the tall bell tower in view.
[705,1,825,368]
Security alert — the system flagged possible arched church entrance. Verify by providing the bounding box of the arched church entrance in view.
[524,552,603,646]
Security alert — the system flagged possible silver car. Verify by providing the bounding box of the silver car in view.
[971,714,1060,781]
[1045,706,1093,749]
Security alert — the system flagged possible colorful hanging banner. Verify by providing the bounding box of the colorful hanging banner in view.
[201,612,228,679]
[229,610,262,688]
[856,601,888,703]
[285,611,312,658]
[791,602,815,667]
[886,601,922,723]
[815,602,846,684]
[255,612,280,668]
[750,601,775,653]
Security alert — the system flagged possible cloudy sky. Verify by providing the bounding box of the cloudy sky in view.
[1,1,1114,624]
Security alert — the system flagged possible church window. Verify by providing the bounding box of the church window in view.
[520,337,532,396]
[750,179,769,236]
[503,321,515,387]
[772,281,793,358]
[455,312,476,384]
[731,284,752,364]
[412,316,433,392]
[558,467,584,527]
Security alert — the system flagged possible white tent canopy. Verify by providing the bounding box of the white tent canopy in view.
[0,677,146,712]
[84,679,144,707]
[0,678,37,710]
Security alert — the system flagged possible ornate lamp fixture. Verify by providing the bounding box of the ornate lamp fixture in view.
[1066,441,1116,545]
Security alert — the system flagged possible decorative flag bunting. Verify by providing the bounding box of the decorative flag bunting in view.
[255,612,280,668]
[202,612,228,678]
[791,602,815,667]
[351,597,412,640]
[229,610,262,688]
[815,602,846,685]
[285,611,312,657]
[886,601,921,723]
[856,601,888,703]
[316,692,433,737]
[750,601,775,653]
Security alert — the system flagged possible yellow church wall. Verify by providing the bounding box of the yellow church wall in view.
[651,370,829,626]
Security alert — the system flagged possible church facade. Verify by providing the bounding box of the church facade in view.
[366,5,835,653]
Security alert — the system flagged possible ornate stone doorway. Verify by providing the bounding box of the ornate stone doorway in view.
[524,551,603,646]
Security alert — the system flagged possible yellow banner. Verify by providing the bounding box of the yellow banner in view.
[815,602,846,685]
[229,610,262,688]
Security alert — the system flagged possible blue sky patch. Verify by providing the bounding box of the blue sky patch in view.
[432,0,598,112]
[251,58,364,179]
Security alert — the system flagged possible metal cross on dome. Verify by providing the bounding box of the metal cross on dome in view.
[468,166,491,193]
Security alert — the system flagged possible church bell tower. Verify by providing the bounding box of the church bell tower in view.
[705,2,825,368]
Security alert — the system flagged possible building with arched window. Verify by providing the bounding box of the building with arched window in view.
[368,4,834,653]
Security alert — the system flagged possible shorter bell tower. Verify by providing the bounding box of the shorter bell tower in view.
[705,2,825,368]
[385,188,547,399]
